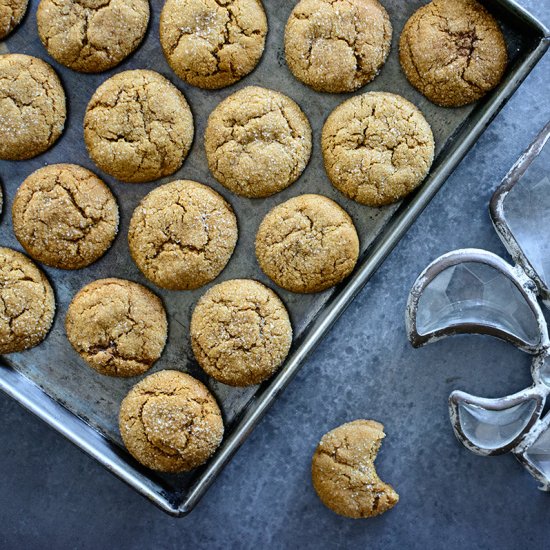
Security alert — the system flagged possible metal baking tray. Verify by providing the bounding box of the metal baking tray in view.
[0,0,547,516]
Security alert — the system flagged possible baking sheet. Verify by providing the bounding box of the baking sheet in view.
[0,0,547,515]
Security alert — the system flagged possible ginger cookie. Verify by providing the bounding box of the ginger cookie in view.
[0,54,66,161]
[322,92,434,207]
[119,370,224,472]
[284,0,392,93]
[399,0,507,107]
[128,180,238,290]
[205,86,312,198]
[159,0,267,90]
[0,247,55,354]
[65,278,168,377]
[0,0,28,39]
[191,279,292,386]
[37,0,150,73]
[255,194,359,293]
[84,70,194,183]
[12,164,119,270]
[312,420,399,518]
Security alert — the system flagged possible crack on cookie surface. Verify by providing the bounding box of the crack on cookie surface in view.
[255,194,359,293]
[84,70,194,182]
[284,0,391,93]
[160,0,267,89]
[65,278,167,377]
[37,0,149,72]
[205,86,312,198]
[128,180,237,290]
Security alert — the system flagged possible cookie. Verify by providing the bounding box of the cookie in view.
[399,0,507,107]
[65,278,168,377]
[12,164,119,270]
[37,0,150,73]
[322,92,434,207]
[284,0,392,93]
[191,279,292,386]
[84,70,194,183]
[311,420,399,518]
[0,0,28,39]
[0,247,55,354]
[205,86,312,198]
[119,370,224,472]
[128,180,238,290]
[160,0,267,89]
[255,194,359,293]
[0,54,66,161]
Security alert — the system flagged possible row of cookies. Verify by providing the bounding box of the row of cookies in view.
[3,0,507,103]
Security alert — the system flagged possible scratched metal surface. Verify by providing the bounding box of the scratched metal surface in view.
[0,0,535,497]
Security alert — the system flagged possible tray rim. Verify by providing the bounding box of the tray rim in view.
[0,0,548,517]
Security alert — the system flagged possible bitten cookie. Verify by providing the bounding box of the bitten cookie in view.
[0,247,55,354]
[0,0,28,39]
[312,420,399,518]
[322,92,434,207]
[84,70,194,183]
[128,180,238,290]
[37,0,150,73]
[205,86,312,198]
[255,194,359,293]
[284,0,392,93]
[0,54,66,160]
[65,278,168,377]
[399,0,507,107]
[191,279,292,386]
[12,164,119,269]
[160,0,267,89]
[119,370,224,472]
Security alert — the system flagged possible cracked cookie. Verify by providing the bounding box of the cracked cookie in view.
[322,92,434,207]
[37,0,150,73]
[399,0,507,107]
[255,194,359,293]
[119,369,224,472]
[65,278,168,377]
[284,0,392,93]
[312,419,399,518]
[191,279,292,386]
[160,0,267,89]
[205,86,312,198]
[84,69,194,183]
[128,180,238,290]
[0,0,28,39]
[0,247,55,354]
[0,54,66,160]
[12,164,119,270]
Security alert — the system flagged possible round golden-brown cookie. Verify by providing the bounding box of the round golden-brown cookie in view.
[255,194,359,293]
[322,92,434,207]
[312,419,399,518]
[65,278,167,377]
[12,164,119,270]
[84,70,194,183]
[0,247,55,354]
[284,0,392,93]
[191,279,292,386]
[119,369,224,472]
[205,86,312,198]
[399,0,507,107]
[128,180,238,290]
[37,0,150,73]
[0,0,28,39]
[0,54,66,161]
[159,0,267,89]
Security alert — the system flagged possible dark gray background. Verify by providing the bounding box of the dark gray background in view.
[1,1,549,548]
